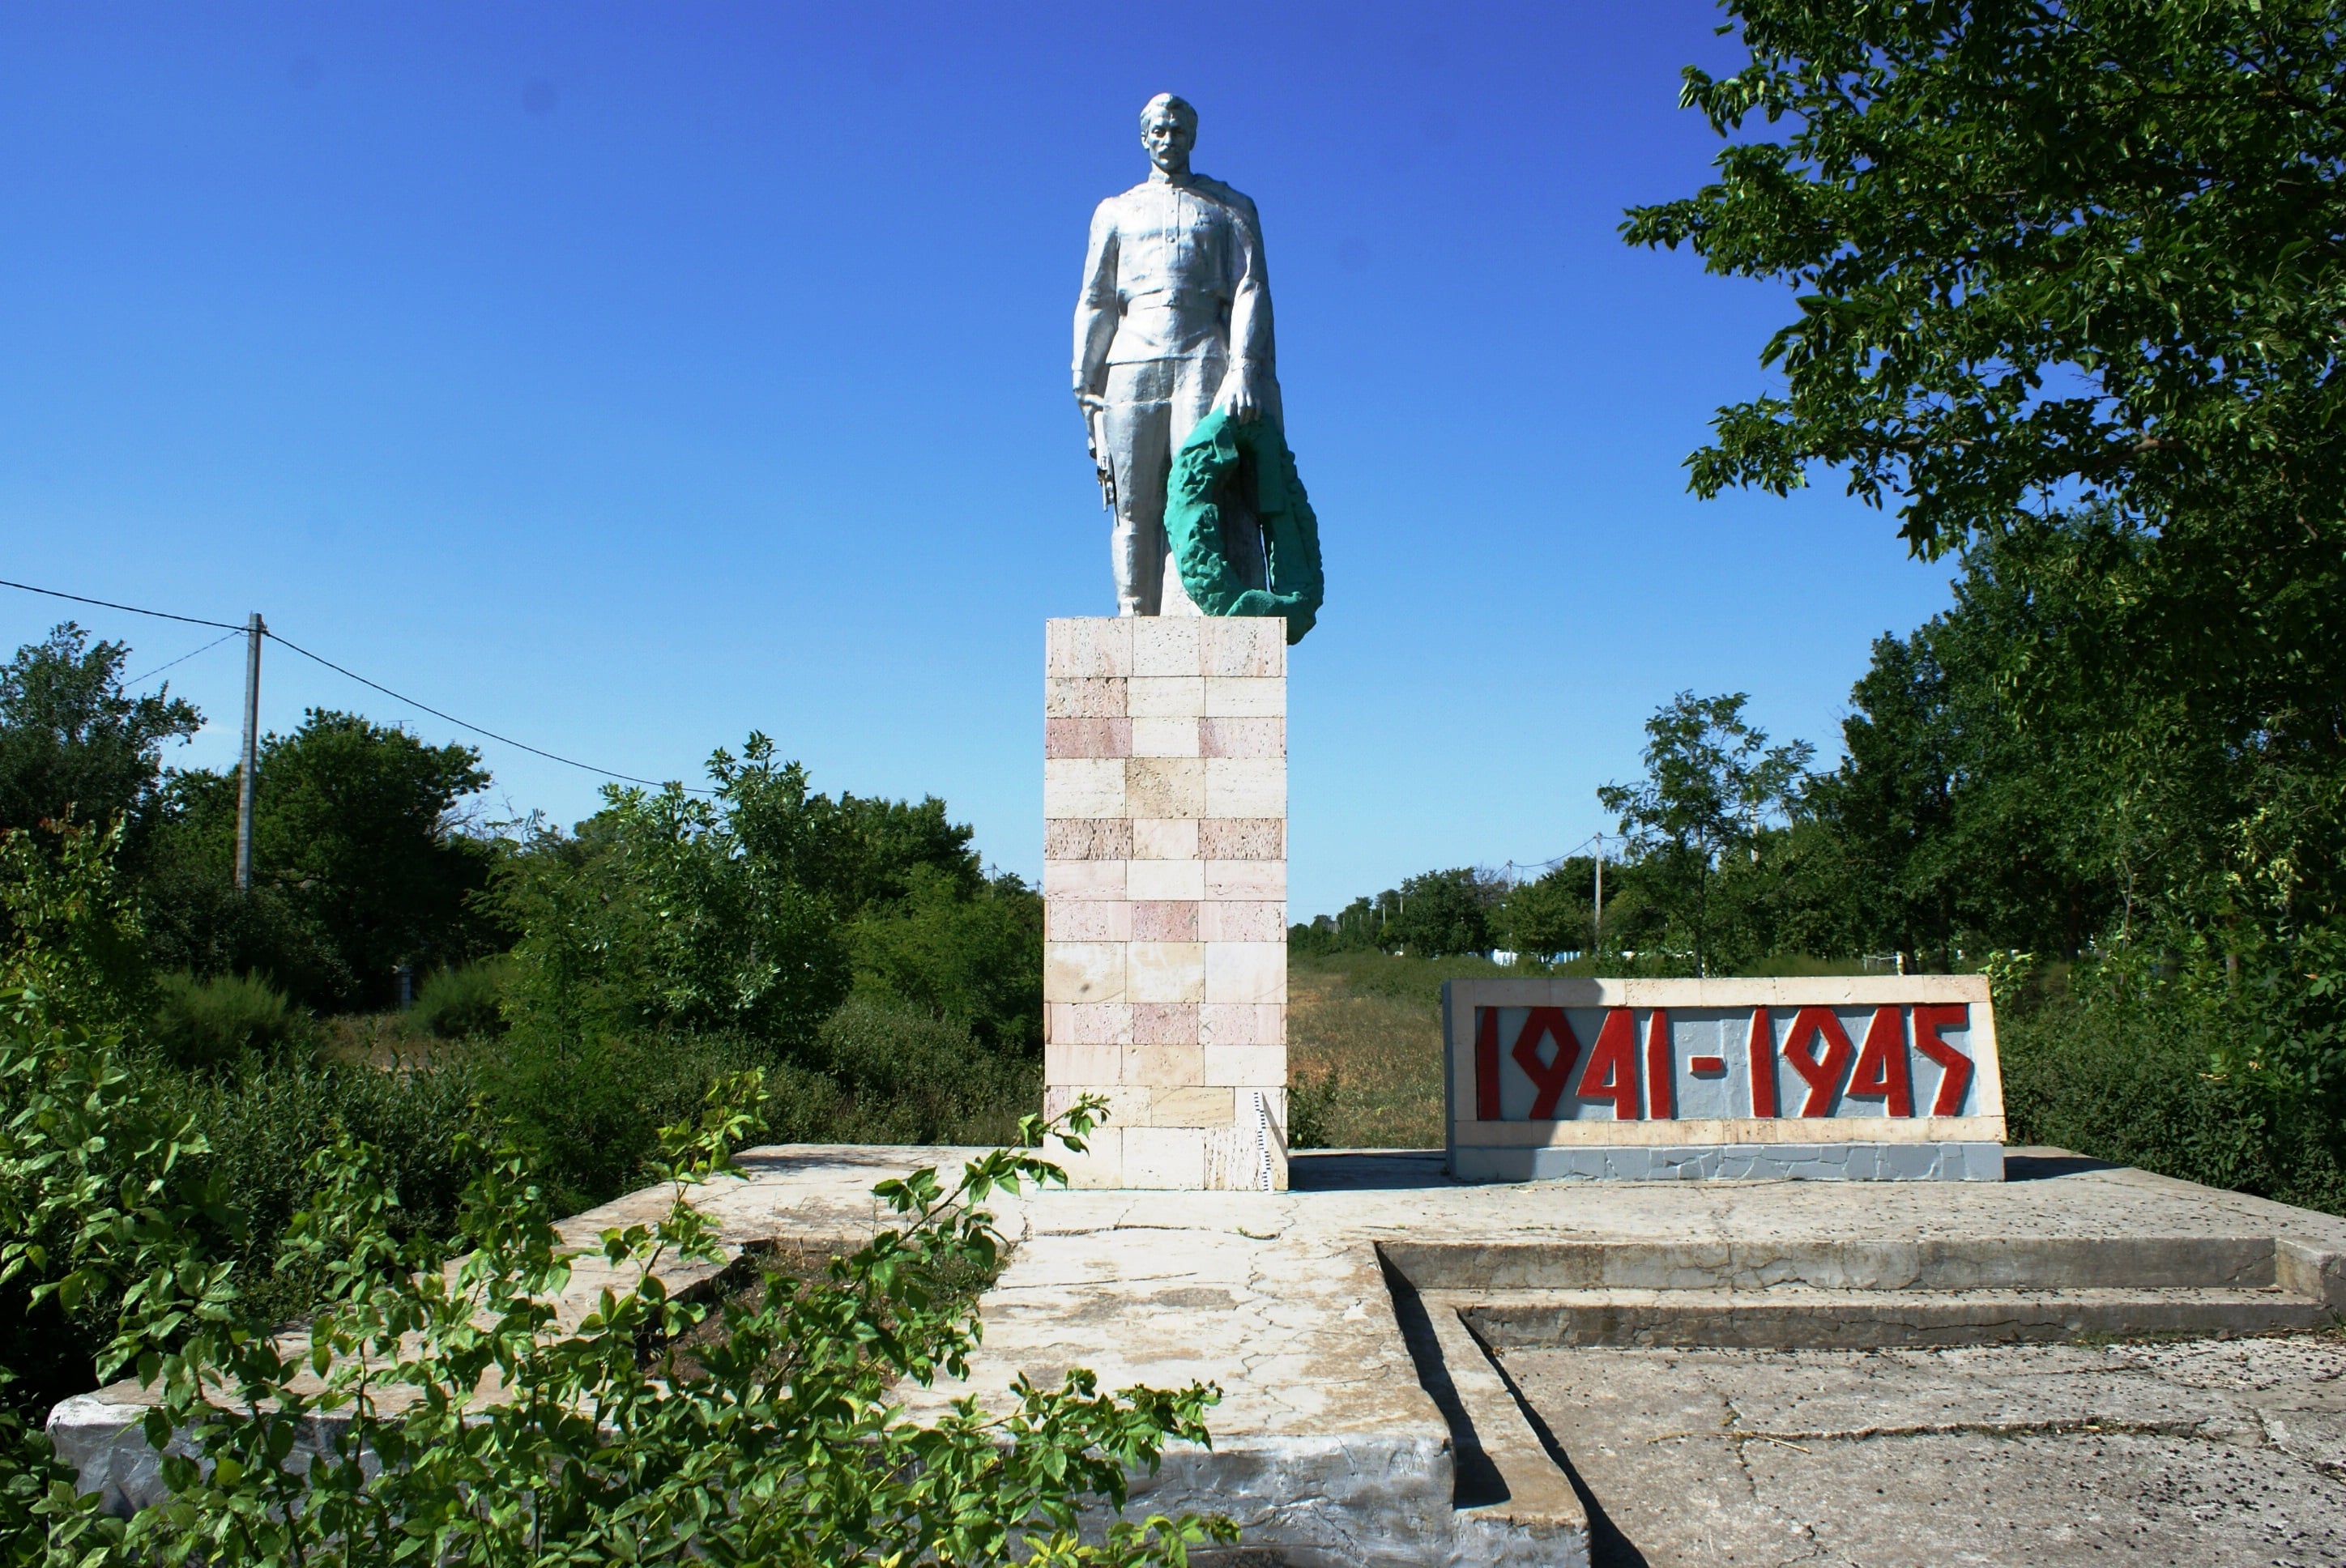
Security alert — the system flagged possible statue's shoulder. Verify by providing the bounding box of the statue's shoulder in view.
[1186,173,1260,228]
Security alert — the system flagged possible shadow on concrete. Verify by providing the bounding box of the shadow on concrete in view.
[1377,1255,1508,1507]
[2004,1146,2122,1181]
[1287,1150,1454,1191]
[1469,1341,1653,1568]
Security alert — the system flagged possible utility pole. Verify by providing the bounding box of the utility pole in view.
[1592,833,1605,956]
[234,612,263,894]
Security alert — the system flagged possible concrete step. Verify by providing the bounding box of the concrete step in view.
[1457,1285,2334,1349]
[1383,1235,2288,1293]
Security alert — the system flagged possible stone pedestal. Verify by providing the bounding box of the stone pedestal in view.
[1042,616,1288,1190]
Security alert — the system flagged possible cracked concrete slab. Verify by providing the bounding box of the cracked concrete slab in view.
[1503,1338,2346,1566]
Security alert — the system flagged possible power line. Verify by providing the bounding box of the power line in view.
[2,573,706,795]
[263,630,705,794]
[0,576,244,632]
[122,628,244,688]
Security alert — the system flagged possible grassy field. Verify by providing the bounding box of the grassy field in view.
[1285,952,1513,1148]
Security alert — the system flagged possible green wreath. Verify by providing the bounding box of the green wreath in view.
[1164,409,1324,645]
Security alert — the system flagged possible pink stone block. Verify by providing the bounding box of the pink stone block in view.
[1046,618,1132,677]
[1046,717,1132,759]
[1200,818,1283,860]
[1202,616,1285,677]
[1130,717,1201,758]
[1133,900,1201,941]
[1049,1001,1135,1046]
[1201,1003,1284,1047]
[1201,901,1286,942]
[1133,1002,1200,1044]
[1043,860,1126,901]
[1205,859,1286,901]
[1044,818,1133,860]
[1045,677,1128,718]
[1200,716,1284,758]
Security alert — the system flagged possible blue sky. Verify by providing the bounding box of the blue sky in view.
[0,2,1957,918]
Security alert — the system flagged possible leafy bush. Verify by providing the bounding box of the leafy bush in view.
[816,993,1040,1147]
[1286,1070,1340,1151]
[148,970,313,1070]
[2000,948,2346,1216]
[411,956,510,1039]
[1,999,1233,1567]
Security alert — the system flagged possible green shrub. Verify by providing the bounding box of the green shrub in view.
[2,1001,1231,1567]
[2002,980,2346,1216]
[411,956,510,1039]
[1287,1070,1340,1151]
[815,991,1040,1147]
[148,970,313,1070]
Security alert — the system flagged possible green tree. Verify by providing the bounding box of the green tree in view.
[1599,692,1811,976]
[144,710,501,1011]
[1380,867,1501,957]
[1628,0,2346,956]
[1498,859,1597,959]
[0,624,199,861]
[851,867,1043,1054]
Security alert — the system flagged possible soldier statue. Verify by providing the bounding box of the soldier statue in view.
[1075,93,1282,616]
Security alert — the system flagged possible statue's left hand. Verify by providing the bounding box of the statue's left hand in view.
[1213,367,1260,423]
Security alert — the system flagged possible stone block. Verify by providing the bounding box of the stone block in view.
[1046,900,1130,942]
[1205,1045,1286,1087]
[1045,717,1132,759]
[1132,900,1201,941]
[1201,901,1286,942]
[1206,942,1287,1005]
[1043,758,1124,818]
[1044,818,1132,860]
[1128,941,1206,1004]
[1045,1042,1123,1084]
[1045,677,1128,718]
[1133,1002,1200,1044]
[1153,1086,1239,1128]
[1046,941,1124,1004]
[1047,1001,1133,1045]
[1200,716,1283,758]
[1043,1126,1121,1187]
[1137,1042,1206,1089]
[1132,817,1200,859]
[1130,717,1201,757]
[1200,818,1282,860]
[1046,1083,1150,1127]
[1046,617,1132,677]
[1206,859,1286,901]
[1205,756,1286,818]
[1201,1003,1284,1047]
[1128,858,1207,900]
[1132,617,1202,676]
[1043,859,1125,901]
[1201,616,1285,677]
[1127,675,1205,718]
[1126,756,1205,818]
[1204,676,1282,717]
[1124,1127,1208,1187]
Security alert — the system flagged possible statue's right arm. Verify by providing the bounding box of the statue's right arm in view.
[1073,202,1120,398]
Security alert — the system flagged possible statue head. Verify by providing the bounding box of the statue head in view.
[1139,93,1197,178]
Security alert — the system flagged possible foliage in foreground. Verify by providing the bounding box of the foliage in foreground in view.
[0,992,1231,1566]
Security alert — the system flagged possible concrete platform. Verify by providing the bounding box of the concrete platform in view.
[49,1146,2346,1566]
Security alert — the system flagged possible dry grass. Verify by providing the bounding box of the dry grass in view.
[1286,952,1517,1149]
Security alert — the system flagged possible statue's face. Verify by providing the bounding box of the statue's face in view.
[1141,109,1195,174]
